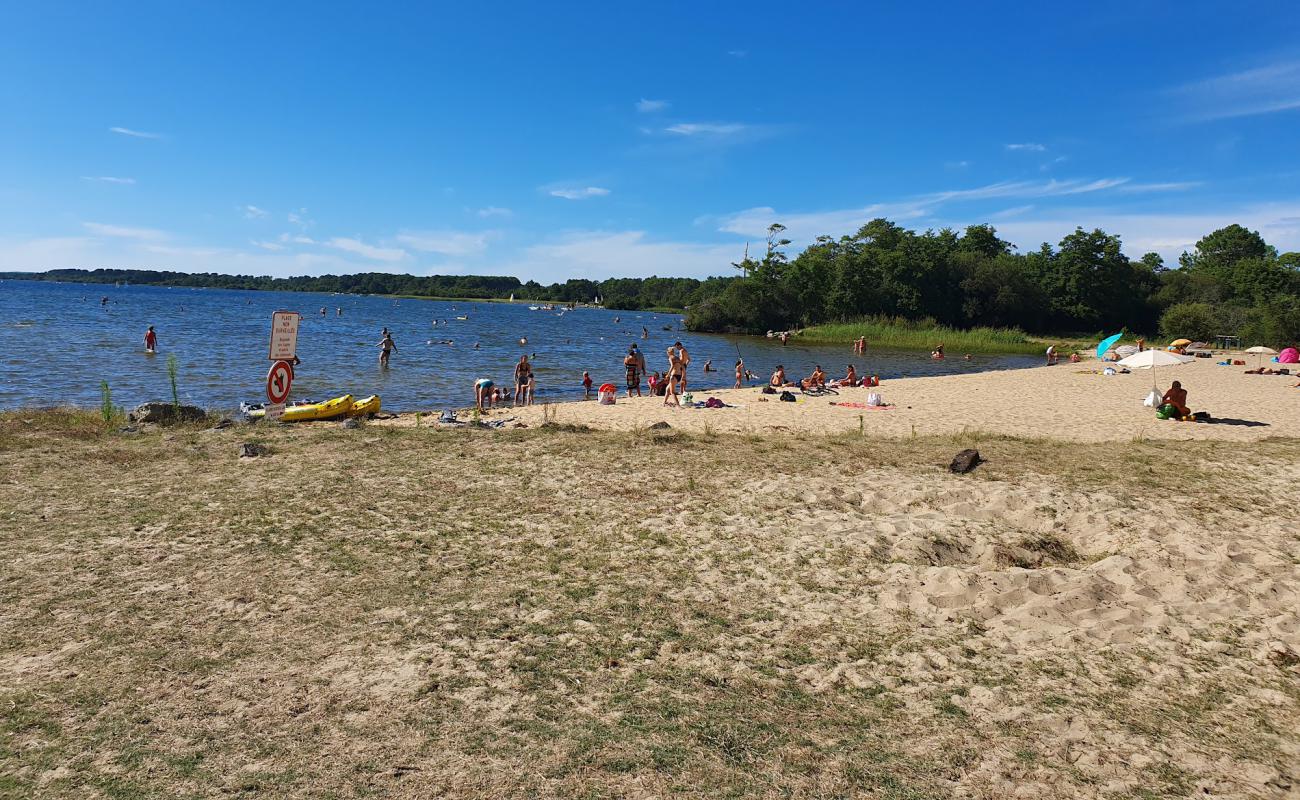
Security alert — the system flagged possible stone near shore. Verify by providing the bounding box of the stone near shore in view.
[128,402,208,426]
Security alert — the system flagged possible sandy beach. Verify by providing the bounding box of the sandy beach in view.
[386,354,1300,442]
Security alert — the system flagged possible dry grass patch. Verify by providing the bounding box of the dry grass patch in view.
[1,414,1298,798]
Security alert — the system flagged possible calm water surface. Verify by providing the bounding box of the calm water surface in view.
[0,280,1042,411]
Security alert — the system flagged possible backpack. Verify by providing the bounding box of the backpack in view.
[779,391,796,402]
[762,385,777,394]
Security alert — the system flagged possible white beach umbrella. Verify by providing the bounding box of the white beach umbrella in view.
[1117,349,1194,393]
[1245,345,1277,367]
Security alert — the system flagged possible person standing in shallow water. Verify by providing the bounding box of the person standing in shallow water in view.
[144,325,157,353]
[377,331,397,366]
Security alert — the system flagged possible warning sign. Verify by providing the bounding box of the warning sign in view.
[269,311,301,362]
[266,360,294,404]
[264,403,286,421]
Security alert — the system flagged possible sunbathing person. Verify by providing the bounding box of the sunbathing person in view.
[770,365,787,387]
[841,364,857,386]
[801,365,827,390]
[1160,381,1190,416]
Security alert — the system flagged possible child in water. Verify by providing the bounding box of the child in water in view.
[582,371,593,399]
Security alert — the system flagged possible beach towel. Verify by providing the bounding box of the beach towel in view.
[829,401,893,410]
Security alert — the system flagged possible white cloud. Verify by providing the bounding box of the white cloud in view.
[1173,60,1300,121]
[109,126,162,139]
[973,202,1300,262]
[82,222,167,241]
[636,98,669,113]
[713,178,1141,243]
[252,240,286,251]
[1005,143,1046,152]
[81,176,135,185]
[549,186,610,200]
[325,237,407,262]
[513,230,739,281]
[923,178,1130,203]
[476,206,513,218]
[665,122,748,136]
[395,230,492,257]
[1116,181,1203,194]
[288,208,313,227]
[243,205,269,219]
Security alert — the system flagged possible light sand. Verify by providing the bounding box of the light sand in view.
[389,355,1299,442]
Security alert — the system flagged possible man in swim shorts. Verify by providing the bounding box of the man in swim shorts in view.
[377,331,397,366]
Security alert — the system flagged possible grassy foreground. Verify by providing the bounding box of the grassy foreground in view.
[798,317,1092,354]
[2,410,1298,798]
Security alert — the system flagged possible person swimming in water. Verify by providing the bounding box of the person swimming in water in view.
[702,359,715,372]
[642,326,648,339]
[144,325,157,353]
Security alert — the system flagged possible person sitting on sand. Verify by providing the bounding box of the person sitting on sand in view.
[1161,381,1190,417]
[801,365,826,390]
[648,370,663,395]
[475,378,495,412]
[770,365,787,387]
[840,364,858,387]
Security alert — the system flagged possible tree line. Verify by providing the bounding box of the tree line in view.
[5,219,1298,344]
[0,268,719,312]
[684,220,1300,345]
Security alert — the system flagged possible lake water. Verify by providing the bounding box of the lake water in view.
[0,279,1042,411]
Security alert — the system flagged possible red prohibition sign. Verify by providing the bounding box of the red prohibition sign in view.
[266,360,294,404]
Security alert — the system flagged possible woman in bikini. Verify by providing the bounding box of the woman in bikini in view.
[734,358,744,389]
[513,355,532,407]
[663,346,683,407]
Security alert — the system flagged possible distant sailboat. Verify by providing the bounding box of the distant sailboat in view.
[508,293,514,303]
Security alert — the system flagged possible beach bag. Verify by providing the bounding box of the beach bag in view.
[705,397,724,408]
[762,385,777,394]
[779,391,796,402]
[866,392,883,407]
[598,383,617,405]
[1143,390,1161,408]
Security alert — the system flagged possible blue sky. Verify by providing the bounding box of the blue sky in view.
[2,2,1299,282]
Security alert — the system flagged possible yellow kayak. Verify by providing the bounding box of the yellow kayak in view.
[347,395,381,417]
[250,394,354,422]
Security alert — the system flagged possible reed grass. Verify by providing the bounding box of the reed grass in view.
[798,316,1078,354]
